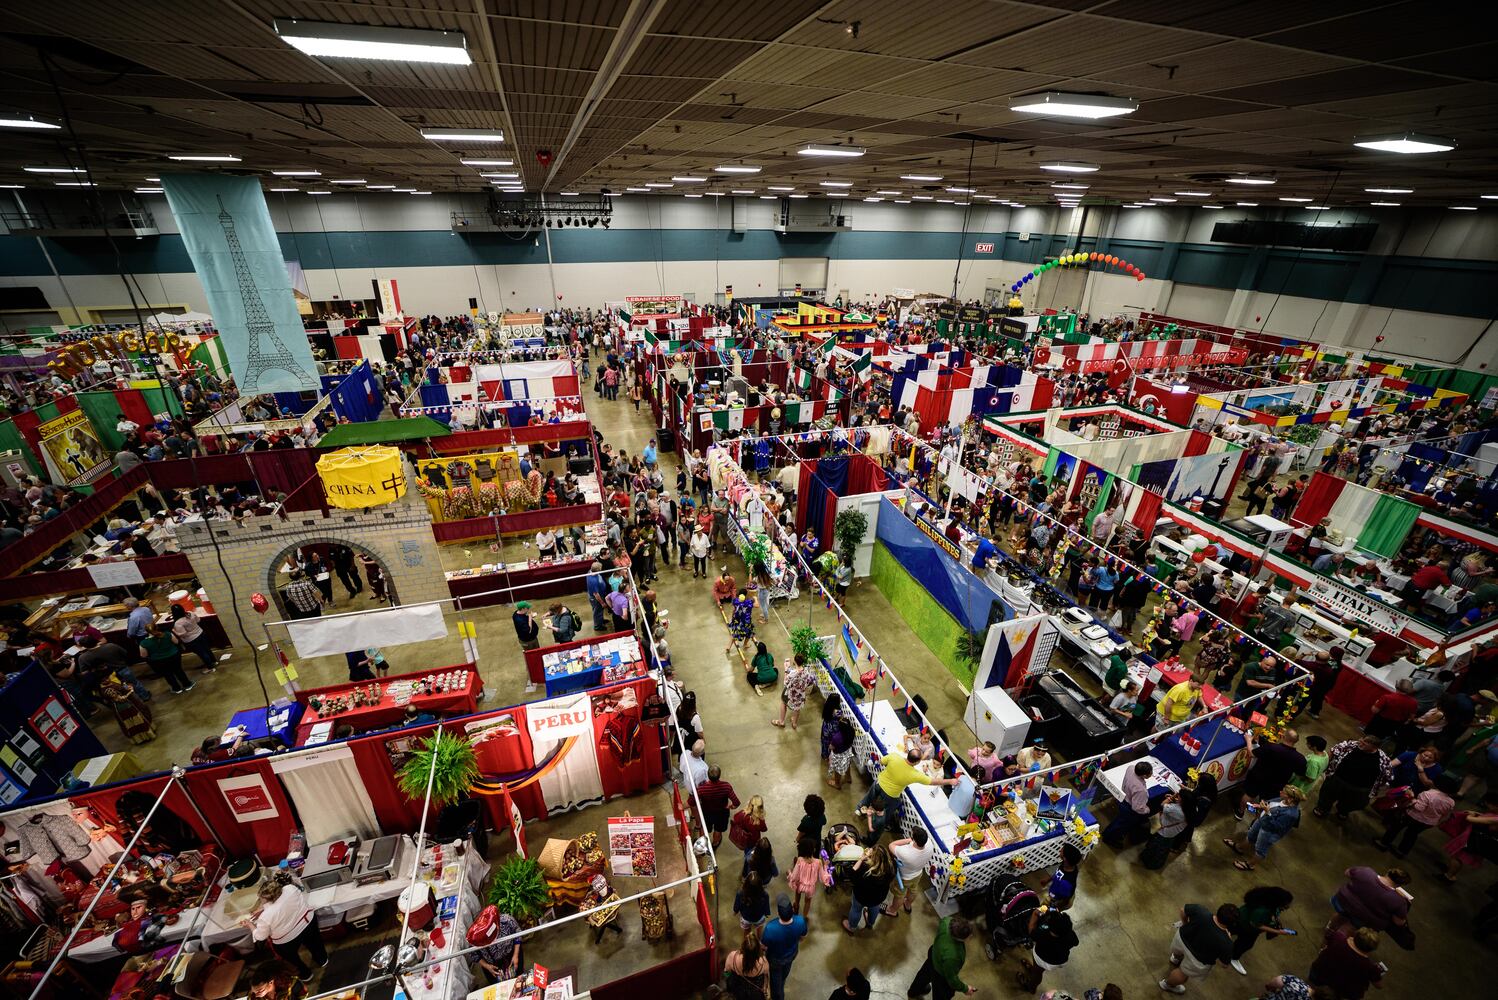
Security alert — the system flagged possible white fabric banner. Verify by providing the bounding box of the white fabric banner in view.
[286,603,448,658]
[531,693,604,815]
[270,745,380,842]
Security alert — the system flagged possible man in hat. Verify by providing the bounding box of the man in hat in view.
[762,893,808,1000]
[512,601,540,654]
[467,904,521,983]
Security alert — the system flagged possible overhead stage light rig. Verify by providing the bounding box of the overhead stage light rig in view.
[450,196,613,232]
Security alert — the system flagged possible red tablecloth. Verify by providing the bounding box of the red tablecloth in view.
[446,558,592,608]
[1326,665,1391,724]
[524,629,635,684]
[293,663,481,743]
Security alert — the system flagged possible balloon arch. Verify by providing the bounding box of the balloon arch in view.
[1010,252,1146,293]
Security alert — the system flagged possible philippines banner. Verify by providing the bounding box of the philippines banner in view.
[161,174,320,392]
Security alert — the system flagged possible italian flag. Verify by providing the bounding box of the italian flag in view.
[795,367,813,391]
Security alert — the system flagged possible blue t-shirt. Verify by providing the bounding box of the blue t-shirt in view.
[1391,750,1442,790]
[1094,566,1117,592]
[761,915,808,963]
[971,537,998,569]
[643,445,657,465]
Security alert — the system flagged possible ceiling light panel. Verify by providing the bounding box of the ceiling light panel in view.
[274,19,471,65]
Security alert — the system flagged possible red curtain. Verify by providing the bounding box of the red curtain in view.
[179,758,300,859]
[347,732,430,833]
[1182,429,1213,458]
[248,448,319,497]
[113,390,157,431]
[333,337,364,360]
[1130,489,1165,538]
[433,421,592,453]
[1291,471,1343,529]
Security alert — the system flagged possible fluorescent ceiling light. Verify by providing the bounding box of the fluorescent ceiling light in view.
[274,19,471,65]
[482,173,520,179]
[1364,187,1412,194]
[272,169,320,177]
[1304,205,1330,210]
[135,187,164,193]
[730,189,755,194]
[1052,183,1089,190]
[1480,194,1498,200]
[672,176,707,183]
[789,193,809,199]
[1278,196,1312,203]
[714,164,761,174]
[0,184,26,189]
[946,186,974,193]
[269,187,298,192]
[768,186,795,192]
[55,181,94,187]
[168,154,241,162]
[820,180,853,188]
[1039,162,1099,173]
[1225,175,1275,185]
[420,128,504,142]
[25,166,85,173]
[895,199,911,204]
[1174,191,1211,197]
[144,177,160,181]
[901,173,942,182]
[1369,201,1400,207]
[875,190,902,196]
[863,197,883,202]
[684,193,703,198]
[759,195,777,199]
[559,191,579,196]
[626,187,649,192]
[645,182,673,188]
[1149,197,1177,203]
[937,198,955,203]
[392,188,417,193]
[798,144,864,158]
[0,113,59,130]
[1450,205,1478,211]
[1235,201,1259,206]
[1200,205,1225,210]
[1121,204,1140,209]
[912,195,934,201]
[410,191,432,195]
[461,159,513,167]
[366,184,396,190]
[307,190,332,195]
[1354,132,1455,154]
[1009,92,1137,120]
[329,179,366,185]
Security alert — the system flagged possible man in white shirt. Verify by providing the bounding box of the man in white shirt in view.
[885,827,935,916]
[116,415,139,436]
[680,740,709,788]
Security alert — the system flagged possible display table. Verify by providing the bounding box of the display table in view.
[1098,756,1182,803]
[529,633,645,696]
[225,702,305,747]
[294,665,482,745]
[447,556,595,608]
[70,751,143,788]
[197,835,421,950]
[1150,714,1249,791]
[68,903,207,963]
[1325,658,1421,724]
[393,841,487,1000]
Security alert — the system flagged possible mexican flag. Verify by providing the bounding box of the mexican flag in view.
[711,407,747,432]
[826,384,844,403]
[784,400,811,425]
[833,345,872,383]
[795,367,813,391]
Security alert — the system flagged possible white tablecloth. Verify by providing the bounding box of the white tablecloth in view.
[858,700,962,849]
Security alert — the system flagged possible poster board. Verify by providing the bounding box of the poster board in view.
[38,409,112,486]
[607,815,656,876]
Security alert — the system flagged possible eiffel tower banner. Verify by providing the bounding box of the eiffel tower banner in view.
[161,174,320,393]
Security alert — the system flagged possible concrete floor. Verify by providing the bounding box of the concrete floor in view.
[85,386,1493,998]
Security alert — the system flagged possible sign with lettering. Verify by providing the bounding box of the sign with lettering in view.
[974,242,995,254]
[526,697,594,740]
[1304,575,1409,635]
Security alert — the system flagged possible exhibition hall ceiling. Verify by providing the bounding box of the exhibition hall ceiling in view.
[0,1,1493,207]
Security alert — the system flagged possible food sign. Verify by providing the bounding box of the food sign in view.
[607,815,656,876]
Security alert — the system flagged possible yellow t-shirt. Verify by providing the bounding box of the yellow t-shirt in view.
[1157,681,1198,722]
[877,754,933,798]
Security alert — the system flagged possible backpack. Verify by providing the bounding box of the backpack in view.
[569,610,585,634]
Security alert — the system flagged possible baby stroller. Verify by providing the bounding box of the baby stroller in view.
[981,874,1041,960]
[823,822,863,890]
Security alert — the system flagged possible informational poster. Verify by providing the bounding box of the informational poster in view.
[218,772,281,822]
[37,409,112,486]
[607,815,656,876]
[88,561,146,589]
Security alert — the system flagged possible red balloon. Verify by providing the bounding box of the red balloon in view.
[1090,252,1100,261]
[1136,273,1146,281]
[1191,551,1207,563]
[251,593,269,613]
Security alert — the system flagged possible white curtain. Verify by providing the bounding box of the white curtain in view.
[270,746,380,843]
[531,695,604,816]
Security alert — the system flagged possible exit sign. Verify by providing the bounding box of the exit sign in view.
[974,242,995,254]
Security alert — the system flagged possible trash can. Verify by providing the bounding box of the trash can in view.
[657,426,676,453]
[1019,695,1059,743]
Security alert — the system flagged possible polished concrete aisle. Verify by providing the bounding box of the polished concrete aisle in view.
[90,383,1491,998]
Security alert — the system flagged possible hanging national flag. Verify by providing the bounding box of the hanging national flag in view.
[826,384,844,403]
[711,407,747,432]
[849,351,872,383]
[795,367,813,391]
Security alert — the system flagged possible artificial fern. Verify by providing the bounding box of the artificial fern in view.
[487,856,551,924]
[397,730,479,807]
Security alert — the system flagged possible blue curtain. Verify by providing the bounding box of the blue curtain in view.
[419,384,451,425]
[874,497,1003,634]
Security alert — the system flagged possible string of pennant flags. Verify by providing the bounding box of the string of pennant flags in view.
[396,394,587,416]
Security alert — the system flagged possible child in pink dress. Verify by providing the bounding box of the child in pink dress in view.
[786,833,828,917]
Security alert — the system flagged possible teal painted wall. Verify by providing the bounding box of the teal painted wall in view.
[2,227,1495,318]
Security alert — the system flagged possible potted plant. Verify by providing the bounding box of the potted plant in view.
[834,508,868,569]
[789,625,826,666]
[397,730,479,807]
[954,630,986,671]
[742,531,770,579]
[488,856,552,927]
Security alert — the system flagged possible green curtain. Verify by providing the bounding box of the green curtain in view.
[0,418,43,475]
[1043,447,1060,479]
[1359,494,1421,557]
[76,392,127,451]
[1084,475,1116,531]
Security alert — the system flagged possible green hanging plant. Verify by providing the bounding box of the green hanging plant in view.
[742,531,771,578]
[487,856,552,926]
[789,625,827,665]
[954,629,986,668]
[834,508,869,568]
[396,730,479,807]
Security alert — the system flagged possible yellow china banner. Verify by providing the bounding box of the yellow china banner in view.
[316,446,407,509]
